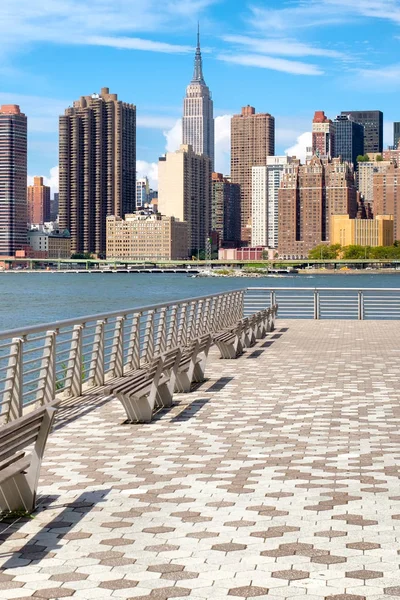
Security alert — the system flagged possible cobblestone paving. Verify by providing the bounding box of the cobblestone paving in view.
[1,320,400,599]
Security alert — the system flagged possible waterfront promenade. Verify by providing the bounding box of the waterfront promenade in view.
[1,320,400,599]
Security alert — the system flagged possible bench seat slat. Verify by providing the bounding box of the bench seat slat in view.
[0,451,26,473]
[0,422,43,462]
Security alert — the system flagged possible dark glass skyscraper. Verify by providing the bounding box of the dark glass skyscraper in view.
[394,122,400,149]
[340,111,383,154]
[333,115,364,167]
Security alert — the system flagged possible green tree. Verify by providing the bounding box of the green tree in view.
[308,244,341,260]
[356,154,371,163]
[376,154,384,162]
[342,245,371,259]
[71,252,94,260]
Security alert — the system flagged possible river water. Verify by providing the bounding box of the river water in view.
[1,272,400,331]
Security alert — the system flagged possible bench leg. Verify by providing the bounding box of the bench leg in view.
[157,382,173,408]
[175,370,191,393]
[216,338,243,359]
[192,359,206,383]
[117,393,153,423]
[0,475,36,513]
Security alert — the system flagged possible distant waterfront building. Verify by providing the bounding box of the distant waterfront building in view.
[394,122,400,150]
[341,110,383,154]
[278,157,357,258]
[211,173,241,247]
[333,115,364,167]
[0,105,27,256]
[27,228,71,258]
[27,176,50,225]
[373,164,400,240]
[158,144,211,255]
[50,193,59,222]
[182,27,214,169]
[106,214,188,261]
[136,177,149,209]
[331,214,394,247]
[357,160,391,205]
[312,111,334,158]
[231,105,275,241]
[251,156,297,249]
[59,87,136,257]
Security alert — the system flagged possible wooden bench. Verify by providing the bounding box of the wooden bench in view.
[0,405,58,513]
[175,333,212,393]
[109,347,182,423]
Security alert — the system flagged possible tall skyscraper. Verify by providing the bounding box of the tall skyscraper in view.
[278,157,357,258]
[59,88,136,257]
[182,27,214,169]
[373,165,400,240]
[231,105,275,241]
[312,111,334,158]
[0,105,27,256]
[357,160,391,205]
[394,122,400,149]
[158,144,211,254]
[211,173,241,247]
[27,176,51,225]
[341,111,383,153]
[333,115,364,167]
[251,156,297,249]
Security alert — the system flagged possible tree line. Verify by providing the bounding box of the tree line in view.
[309,243,400,260]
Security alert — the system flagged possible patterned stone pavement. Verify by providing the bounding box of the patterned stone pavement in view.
[1,320,400,600]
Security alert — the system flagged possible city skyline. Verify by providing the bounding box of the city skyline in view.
[3,0,400,192]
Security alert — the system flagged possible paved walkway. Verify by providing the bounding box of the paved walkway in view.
[1,320,400,600]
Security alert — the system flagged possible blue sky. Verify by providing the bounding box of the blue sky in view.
[2,0,400,194]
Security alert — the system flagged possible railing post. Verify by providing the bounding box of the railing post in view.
[237,291,245,322]
[201,298,211,335]
[186,301,196,342]
[166,305,178,349]
[126,313,141,371]
[314,289,320,320]
[358,291,364,320]
[154,307,167,356]
[177,304,188,347]
[194,300,204,336]
[88,319,105,387]
[3,337,23,421]
[63,325,83,398]
[271,291,276,310]
[108,317,125,378]
[142,310,155,363]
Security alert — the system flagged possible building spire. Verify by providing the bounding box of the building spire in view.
[192,23,205,84]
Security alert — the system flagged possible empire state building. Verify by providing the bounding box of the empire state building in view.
[182,28,214,170]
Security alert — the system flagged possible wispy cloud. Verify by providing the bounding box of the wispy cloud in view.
[218,53,323,76]
[248,0,400,31]
[0,0,214,59]
[223,35,344,59]
[355,63,400,89]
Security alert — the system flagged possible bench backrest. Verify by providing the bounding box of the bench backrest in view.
[197,333,212,354]
[161,347,182,373]
[0,407,50,466]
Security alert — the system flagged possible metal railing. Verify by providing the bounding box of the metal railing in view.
[0,289,244,423]
[244,287,400,321]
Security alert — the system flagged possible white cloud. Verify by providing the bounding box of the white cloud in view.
[217,53,323,76]
[356,63,400,89]
[214,115,231,175]
[163,119,182,152]
[28,166,59,195]
[223,35,344,59]
[85,36,191,54]
[285,131,312,163]
[136,160,158,189]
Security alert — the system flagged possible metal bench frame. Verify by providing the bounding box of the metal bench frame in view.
[175,333,212,393]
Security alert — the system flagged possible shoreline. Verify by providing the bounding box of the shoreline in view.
[1,268,400,276]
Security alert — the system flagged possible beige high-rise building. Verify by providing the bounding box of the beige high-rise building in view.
[331,214,394,247]
[278,157,357,258]
[231,105,275,240]
[357,160,391,205]
[59,87,136,257]
[373,164,400,240]
[106,214,188,261]
[158,144,212,254]
[27,176,51,225]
